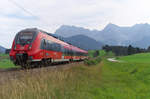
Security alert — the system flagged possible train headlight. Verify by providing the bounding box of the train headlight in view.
[28,45,32,50]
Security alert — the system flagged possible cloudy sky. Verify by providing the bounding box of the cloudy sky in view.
[0,0,150,48]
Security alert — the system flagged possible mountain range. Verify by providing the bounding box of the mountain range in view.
[47,33,103,50]
[0,45,6,53]
[66,35,103,50]
[55,23,150,48]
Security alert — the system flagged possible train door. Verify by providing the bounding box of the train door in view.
[41,39,47,59]
[61,45,66,60]
[43,39,47,59]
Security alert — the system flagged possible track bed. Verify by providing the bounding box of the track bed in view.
[0,62,83,85]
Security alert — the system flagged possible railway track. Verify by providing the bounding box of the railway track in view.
[0,61,83,73]
[0,62,84,85]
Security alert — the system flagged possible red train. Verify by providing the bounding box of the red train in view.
[9,28,88,68]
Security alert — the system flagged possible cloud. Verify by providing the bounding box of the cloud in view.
[0,0,150,48]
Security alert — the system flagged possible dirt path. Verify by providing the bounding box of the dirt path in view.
[107,58,121,62]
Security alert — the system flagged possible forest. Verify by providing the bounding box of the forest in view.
[102,45,150,56]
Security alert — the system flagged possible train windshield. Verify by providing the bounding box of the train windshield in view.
[16,32,34,45]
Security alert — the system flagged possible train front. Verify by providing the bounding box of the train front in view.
[9,29,38,67]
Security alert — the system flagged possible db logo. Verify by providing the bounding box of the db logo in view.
[20,47,24,50]
[54,52,57,55]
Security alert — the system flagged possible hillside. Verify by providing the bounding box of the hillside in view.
[118,53,150,63]
[67,35,103,50]
[101,53,150,98]
[0,45,6,53]
[55,23,150,48]
[47,33,103,50]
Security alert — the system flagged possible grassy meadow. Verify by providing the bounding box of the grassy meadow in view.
[0,54,16,69]
[0,52,150,98]
[118,53,150,63]
[0,63,102,99]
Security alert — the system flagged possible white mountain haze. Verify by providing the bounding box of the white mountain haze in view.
[1,23,150,51]
[55,23,150,48]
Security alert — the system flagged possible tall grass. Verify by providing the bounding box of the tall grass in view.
[84,57,101,66]
[1,52,150,98]
[0,63,102,99]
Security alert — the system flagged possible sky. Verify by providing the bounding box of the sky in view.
[0,0,150,48]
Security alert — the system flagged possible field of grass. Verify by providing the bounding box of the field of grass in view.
[100,59,150,98]
[118,53,150,63]
[0,54,17,69]
[1,52,150,98]
[0,63,103,99]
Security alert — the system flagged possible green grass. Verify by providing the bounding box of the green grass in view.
[88,50,107,58]
[118,53,150,63]
[0,54,17,69]
[0,63,103,99]
[1,53,150,98]
[99,50,107,57]
[0,59,17,69]
[99,60,150,98]
[97,53,150,98]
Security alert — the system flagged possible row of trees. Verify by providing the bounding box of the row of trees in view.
[102,45,149,56]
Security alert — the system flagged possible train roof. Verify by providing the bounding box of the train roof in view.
[39,29,88,53]
[19,28,88,53]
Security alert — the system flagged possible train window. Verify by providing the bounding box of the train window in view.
[40,39,50,50]
[42,40,61,52]
[45,40,48,50]
[50,43,60,52]
[72,50,75,56]
[64,48,67,55]
[47,40,52,50]
[47,40,53,51]
[40,39,71,53]
[43,39,46,45]
[66,49,69,55]
[57,44,61,51]
[61,45,65,53]
[66,48,70,56]
[55,43,61,52]
[68,49,72,56]
[40,39,46,49]
[62,47,69,56]
[69,49,73,56]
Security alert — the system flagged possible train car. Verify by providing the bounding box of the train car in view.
[9,28,88,68]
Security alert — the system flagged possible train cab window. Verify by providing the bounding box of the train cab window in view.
[15,32,37,46]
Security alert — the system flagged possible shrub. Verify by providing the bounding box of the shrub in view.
[84,57,101,66]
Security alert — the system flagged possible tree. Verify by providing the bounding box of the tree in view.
[93,50,99,57]
[128,45,134,55]
[102,45,110,52]
[147,46,150,52]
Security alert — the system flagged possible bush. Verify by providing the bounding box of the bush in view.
[84,57,101,66]
[107,51,115,57]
